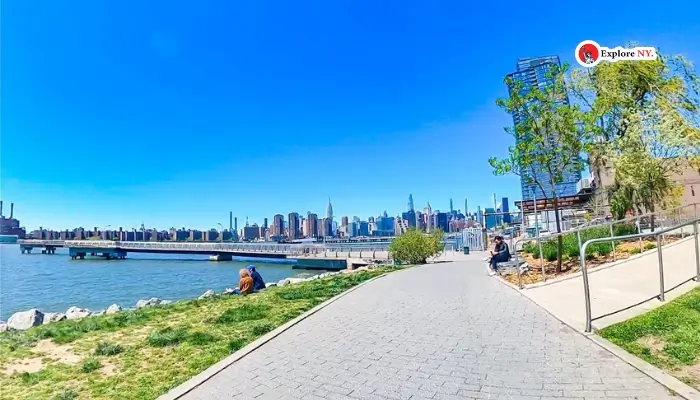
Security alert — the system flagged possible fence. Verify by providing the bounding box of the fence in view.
[460,228,486,251]
[512,203,699,285]
[579,218,700,332]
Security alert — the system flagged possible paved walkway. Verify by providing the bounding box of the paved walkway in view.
[176,256,677,400]
[524,237,700,331]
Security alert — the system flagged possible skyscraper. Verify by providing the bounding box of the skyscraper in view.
[305,213,318,238]
[449,199,453,214]
[326,198,333,221]
[272,214,284,237]
[288,212,300,240]
[407,194,414,212]
[506,56,582,201]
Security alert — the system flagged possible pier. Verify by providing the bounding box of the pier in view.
[17,240,391,264]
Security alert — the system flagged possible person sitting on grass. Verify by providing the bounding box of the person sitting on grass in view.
[225,268,255,295]
[246,265,266,292]
[489,235,511,276]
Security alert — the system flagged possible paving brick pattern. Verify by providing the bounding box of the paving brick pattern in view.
[180,260,677,399]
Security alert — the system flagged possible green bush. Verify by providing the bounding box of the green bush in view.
[94,341,123,356]
[629,248,642,255]
[389,229,445,264]
[644,242,657,250]
[80,358,101,373]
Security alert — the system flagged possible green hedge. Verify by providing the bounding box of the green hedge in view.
[522,223,638,260]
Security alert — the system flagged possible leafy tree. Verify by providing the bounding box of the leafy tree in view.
[490,62,589,273]
[569,50,700,221]
[389,229,444,265]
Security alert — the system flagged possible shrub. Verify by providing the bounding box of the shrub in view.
[629,248,641,255]
[54,390,78,400]
[543,247,558,262]
[146,327,188,347]
[94,341,123,356]
[644,242,657,250]
[389,229,444,264]
[80,358,101,373]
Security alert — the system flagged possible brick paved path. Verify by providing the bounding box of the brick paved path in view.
[180,259,677,400]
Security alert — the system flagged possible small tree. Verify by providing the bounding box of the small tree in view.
[490,63,589,273]
[389,229,444,265]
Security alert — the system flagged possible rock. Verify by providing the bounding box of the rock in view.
[198,289,215,299]
[265,282,277,288]
[43,312,67,325]
[66,306,91,320]
[106,304,122,314]
[92,310,106,317]
[0,322,8,332]
[287,278,305,284]
[7,309,44,330]
[277,279,291,287]
[159,300,172,305]
[135,298,160,309]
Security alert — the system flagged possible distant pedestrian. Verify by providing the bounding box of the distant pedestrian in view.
[246,265,266,291]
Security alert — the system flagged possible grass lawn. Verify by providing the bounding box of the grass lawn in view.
[0,268,394,400]
[599,287,700,390]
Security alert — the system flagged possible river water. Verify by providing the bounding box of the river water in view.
[0,244,326,320]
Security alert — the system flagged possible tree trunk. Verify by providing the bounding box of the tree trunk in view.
[553,197,564,273]
[649,202,656,233]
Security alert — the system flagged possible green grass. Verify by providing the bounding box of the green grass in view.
[599,287,700,390]
[522,223,638,259]
[0,268,394,400]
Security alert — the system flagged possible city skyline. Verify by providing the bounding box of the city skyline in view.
[3,1,697,231]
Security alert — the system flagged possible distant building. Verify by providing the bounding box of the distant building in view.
[272,214,284,237]
[501,197,511,224]
[305,213,319,238]
[288,212,300,240]
[434,212,448,232]
[341,216,349,227]
[484,208,497,229]
[358,221,370,236]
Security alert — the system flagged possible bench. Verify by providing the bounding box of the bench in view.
[496,260,523,276]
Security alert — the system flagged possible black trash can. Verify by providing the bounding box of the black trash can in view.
[463,246,470,255]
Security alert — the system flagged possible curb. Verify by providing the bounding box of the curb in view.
[519,236,694,290]
[589,335,700,400]
[158,272,391,400]
[492,270,700,399]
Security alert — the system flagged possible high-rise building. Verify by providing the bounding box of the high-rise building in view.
[449,199,453,214]
[272,214,284,237]
[341,216,349,227]
[326,198,334,221]
[288,212,300,240]
[407,194,414,212]
[507,56,582,201]
[424,202,433,232]
[501,197,511,224]
[305,213,318,238]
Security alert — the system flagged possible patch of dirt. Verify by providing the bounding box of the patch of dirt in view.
[638,336,667,353]
[679,363,700,388]
[1,339,83,375]
[100,362,117,376]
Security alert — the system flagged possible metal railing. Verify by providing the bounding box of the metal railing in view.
[580,217,700,332]
[511,203,699,283]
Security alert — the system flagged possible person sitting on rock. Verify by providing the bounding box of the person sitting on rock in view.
[246,265,266,292]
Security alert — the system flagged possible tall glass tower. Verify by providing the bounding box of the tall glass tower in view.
[506,56,582,202]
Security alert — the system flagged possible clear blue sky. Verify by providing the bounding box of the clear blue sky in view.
[2,0,699,231]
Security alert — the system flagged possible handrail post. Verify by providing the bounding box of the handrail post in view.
[694,221,700,282]
[579,243,593,333]
[657,235,666,302]
[609,224,616,261]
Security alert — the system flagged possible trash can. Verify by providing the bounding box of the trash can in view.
[463,246,470,255]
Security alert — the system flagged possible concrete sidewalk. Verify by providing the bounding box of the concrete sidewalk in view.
[523,237,700,331]
[165,257,677,400]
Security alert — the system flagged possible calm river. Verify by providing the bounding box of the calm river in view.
[0,244,326,320]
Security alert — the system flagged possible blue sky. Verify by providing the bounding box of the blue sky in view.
[2,0,699,231]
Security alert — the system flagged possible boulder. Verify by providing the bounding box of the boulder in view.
[105,304,122,315]
[159,300,173,305]
[287,278,305,284]
[92,310,106,317]
[66,306,91,320]
[135,298,160,309]
[0,322,8,333]
[277,279,291,287]
[43,312,67,324]
[265,282,277,288]
[7,309,44,330]
[198,289,215,299]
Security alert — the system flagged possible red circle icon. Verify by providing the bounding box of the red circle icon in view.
[577,41,600,65]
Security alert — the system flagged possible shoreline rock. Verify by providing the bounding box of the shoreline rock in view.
[1,267,379,331]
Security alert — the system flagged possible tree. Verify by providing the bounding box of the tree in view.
[569,50,700,220]
[490,63,589,273]
[389,229,444,265]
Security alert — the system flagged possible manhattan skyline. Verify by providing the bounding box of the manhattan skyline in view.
[3,0,698,230]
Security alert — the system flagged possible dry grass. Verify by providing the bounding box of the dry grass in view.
[0,269,393,400]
